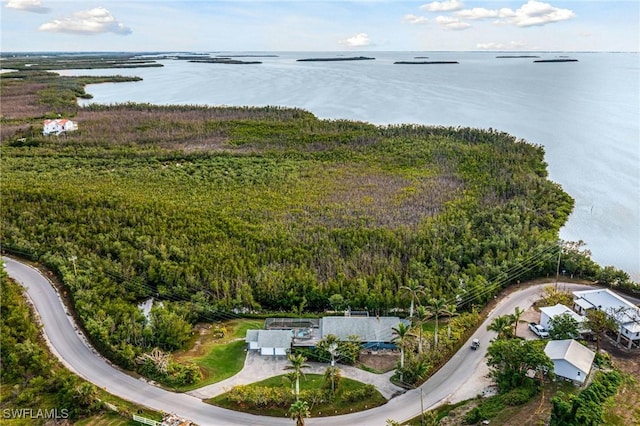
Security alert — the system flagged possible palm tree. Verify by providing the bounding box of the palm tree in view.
[392,322,412,379]
[400,279,425,318]
[427,297,447,348]
[445,303,458,340]
[288,400,310,426]
[512,306,525,337]
[284,353,310,401]
[487,314,515,340]
[323,365,341,395]
[413,305,429,353]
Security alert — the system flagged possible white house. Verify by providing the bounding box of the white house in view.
[544,339,595,384]
[245,329,292,356]
[43,118,78,135]
[573,288,640,349]
[250,315,409,356]
[539,304,587,334]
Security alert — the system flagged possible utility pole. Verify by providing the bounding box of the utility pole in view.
[554,245,561,291]
[420,388,425,426]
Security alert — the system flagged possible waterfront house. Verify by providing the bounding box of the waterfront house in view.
[43,118,78,135]
[573,289,640,349]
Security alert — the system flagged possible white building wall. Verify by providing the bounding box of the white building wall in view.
[540,312,552,330]
[260,347,287,356]
[553,359,587,383]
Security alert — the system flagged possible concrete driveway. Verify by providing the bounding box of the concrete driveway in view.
[188,351,405,400]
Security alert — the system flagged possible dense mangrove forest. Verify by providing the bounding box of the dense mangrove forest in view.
[2,60,631,372]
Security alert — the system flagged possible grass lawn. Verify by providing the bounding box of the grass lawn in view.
[174,318,263,391]
[75,412,144,426]
[208,373,386,417]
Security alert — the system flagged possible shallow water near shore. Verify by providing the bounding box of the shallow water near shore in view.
[60,51,640,281]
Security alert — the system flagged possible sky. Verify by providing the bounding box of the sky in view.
[1,0,638,52]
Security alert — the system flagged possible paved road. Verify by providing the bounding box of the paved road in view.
[3,256,596,425]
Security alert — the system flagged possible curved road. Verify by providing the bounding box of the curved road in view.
[4,256,596,425]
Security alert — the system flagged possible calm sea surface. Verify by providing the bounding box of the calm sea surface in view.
[60,51,640,281]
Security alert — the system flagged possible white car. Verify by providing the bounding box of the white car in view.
[528,322,549,338]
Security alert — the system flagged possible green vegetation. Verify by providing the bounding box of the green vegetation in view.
[392,309,481,387]
[486,338,553,393]
[551,370,624,426]
[184,340,245,390]
[172,319,261,390]
[0,53,162,71]
[208,374,385,417]
[464,387,539,424]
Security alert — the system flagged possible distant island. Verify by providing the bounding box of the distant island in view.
[297,56,375,62]
[534,59,578,63]
[189,58,262,65]
[496,55,541,58]
[414,56,429,59]
[394,61,459,65]
[216,55,278,58]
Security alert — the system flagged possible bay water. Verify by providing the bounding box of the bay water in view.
[61,51,639,281]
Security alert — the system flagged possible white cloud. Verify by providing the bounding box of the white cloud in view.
[420,0,464,13]
[403,14,429,25]
[455,7,503,20]
[455,1,574,27]
[38,7,132,35]
[339,32,372,48]
[512,0,574,27]
[435,16,471,31]
[476,41,527,49]
[5,0,49,13]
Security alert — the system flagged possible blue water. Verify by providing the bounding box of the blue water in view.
[60,51,640,281]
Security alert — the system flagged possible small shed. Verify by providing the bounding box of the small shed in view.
[539,304,586,332]
[544,339,595,384]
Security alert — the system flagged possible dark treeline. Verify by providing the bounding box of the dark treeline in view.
[2,68,634,372]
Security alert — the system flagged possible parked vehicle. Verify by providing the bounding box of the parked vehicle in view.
[528,322,549,338]
[471,338,480,350]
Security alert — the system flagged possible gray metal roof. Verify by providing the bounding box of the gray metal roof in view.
[544,339,595,375]
[540,304,585,323]
[245,329,259,343]
[256,330,293,349]
[320,316,408,342]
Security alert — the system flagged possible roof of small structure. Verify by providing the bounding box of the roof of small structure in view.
[320,316,408,342]
[544,339,595,375]
[256,330,293,349]
[245,329,259,343]
[540,304,585,323]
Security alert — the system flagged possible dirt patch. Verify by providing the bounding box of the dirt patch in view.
[601,335,640,376]
[175,323,213,359]
[358,351,398,373]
